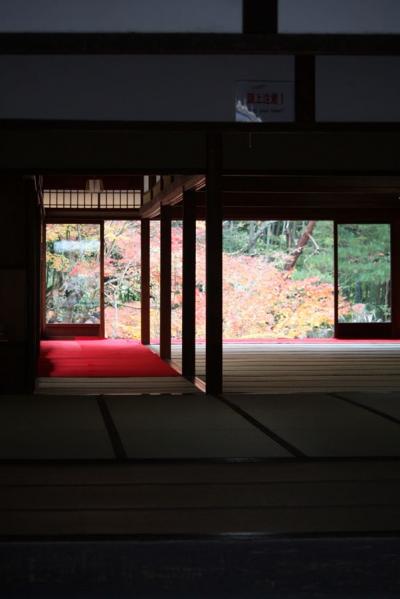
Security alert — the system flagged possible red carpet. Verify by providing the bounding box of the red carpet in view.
[38,340,179,378]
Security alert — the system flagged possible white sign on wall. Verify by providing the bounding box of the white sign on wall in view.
[235,81,295,122]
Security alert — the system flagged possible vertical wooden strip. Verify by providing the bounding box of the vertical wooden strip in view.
[390,221,398,338]
[295,55,316,124]
[100,220,105,338]
[206,133,223,395]
[333,221,339,338]
[160,206,172,360]
[182,191,196,380]
[243,0,278,34]
[40,213,47,339]
[141,219,151,345]
[24,177,40,392]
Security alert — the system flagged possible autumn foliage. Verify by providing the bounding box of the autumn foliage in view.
[168,221,337,340]
[46,220,351,341]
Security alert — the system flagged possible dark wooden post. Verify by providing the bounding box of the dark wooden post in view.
[391,221,400,338]
[160,206,172,359]
[243,0,278,34]
[295,55,316,124]
[141,218,150,345]
[333,221,339,337]
[206,133,223,395]
[182,190,196,380]
[100,221,105,338]
[25,176,41,392]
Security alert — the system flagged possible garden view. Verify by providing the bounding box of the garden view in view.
[46,220,391,340]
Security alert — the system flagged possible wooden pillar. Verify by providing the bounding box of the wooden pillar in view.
[160,206,171,359]
[182,191,196,380]
[333,221,339,337]
[391,220,400,338]
[25,177,41,392]
[243,0,278,34]
[40,207,46,339]
[100,221,105,338]
[206,133,223,395]
[141,218,150,345]
[295,55,316,124]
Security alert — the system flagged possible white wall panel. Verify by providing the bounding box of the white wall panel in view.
[280,0,400,33]
[0,55,294,121]
[0,0,242,33]
[317,57,400,122]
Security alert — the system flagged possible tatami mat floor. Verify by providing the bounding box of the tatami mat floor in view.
[2,391,400,538]
[1,391,400,460]
[226,392,400,457]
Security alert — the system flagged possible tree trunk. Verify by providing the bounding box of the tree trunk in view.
[244,220,277,254]
[284,220,317,271]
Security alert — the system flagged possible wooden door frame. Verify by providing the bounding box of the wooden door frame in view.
[42,218,104,339]
[334,219,395,339]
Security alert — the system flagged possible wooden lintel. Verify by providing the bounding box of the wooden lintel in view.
[218,207,400,220]
[45,209,141,220]
[169,204,400,221]
[190,191,399,206]
[222,175,400,193]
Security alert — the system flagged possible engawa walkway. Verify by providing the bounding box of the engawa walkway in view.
[167,342,400,393]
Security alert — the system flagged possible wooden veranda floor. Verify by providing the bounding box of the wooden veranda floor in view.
[168,342,400,393]
[37,342,400,395]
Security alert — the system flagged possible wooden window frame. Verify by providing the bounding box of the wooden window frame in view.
[334,219,395,339]
[43,219,104,339]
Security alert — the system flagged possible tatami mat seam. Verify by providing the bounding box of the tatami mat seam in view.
[97,396,128,460]
[329,392,400,427]
[218,395,307,458]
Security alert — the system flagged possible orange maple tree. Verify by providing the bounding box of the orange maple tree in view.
[47,220,349,340]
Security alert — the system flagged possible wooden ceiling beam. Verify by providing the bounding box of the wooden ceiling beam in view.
[1,33,400,56]
[139,175,205,219]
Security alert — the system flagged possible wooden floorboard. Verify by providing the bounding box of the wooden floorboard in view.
[166,343,400,393]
